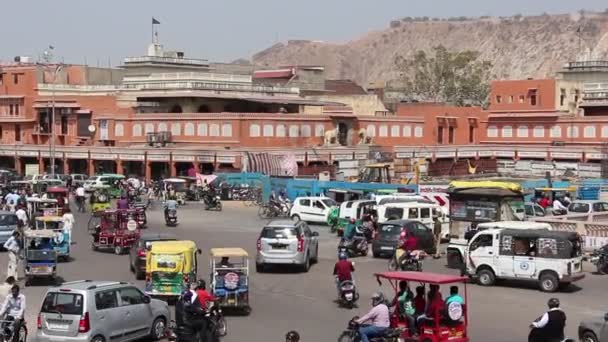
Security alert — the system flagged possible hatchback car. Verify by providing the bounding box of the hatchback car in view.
[290,196,337,223]
[36,280,170,342]
[129,232,177,280]
[371,219,436,258]
[578,311,608,342]
[256,219,319,272]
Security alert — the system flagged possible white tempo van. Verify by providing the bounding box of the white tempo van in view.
[377,201,450,240]
[464,228,584,292]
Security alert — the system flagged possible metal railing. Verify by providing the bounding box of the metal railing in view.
[563,60,608,70]
[37,84,119,92]
[122,72,251,84]
[123,56,209,66]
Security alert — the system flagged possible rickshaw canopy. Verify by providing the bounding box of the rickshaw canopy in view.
[448,180,523,194]
[147,240,197,273]
[534,186,577,192]
[210,247,249,258]
[24,229,58,239]
[46,186,69,193]
[35,216,63,223]
[164,178,187,183]
[26,197,58,204]
[99,173,125,179]
[374,271,468,285]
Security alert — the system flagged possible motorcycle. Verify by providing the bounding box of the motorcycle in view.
[166,209,178,227]
[388,249,425,272]
[206,302,227,339]
[338,280,359,309]
[0,316,27,342]
[338,234,368,257]
[204,195,223,211]
[338,317,404,342]
[590,244,608,275]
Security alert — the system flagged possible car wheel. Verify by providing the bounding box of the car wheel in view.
[581,331,599,342]
[539,272,559,292]
[302,254,310,272]
[114,246,123,255]
[311,246,319,263]
[256,263,265,273]
[91,336,106,342]
[291,214,300,222]
[476,268,495,286]
[150,317,166,341]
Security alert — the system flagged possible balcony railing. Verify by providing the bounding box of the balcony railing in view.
[122,72,252,84]
[37,84,119,92]
[562,60,608,71]
[123,55,209,66]
[122,81,299,94]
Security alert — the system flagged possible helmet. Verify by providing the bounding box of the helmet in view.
[338,252,348,260]
[285,330,300,342]
[196,279,206,290]
[547,298,560,309]
[181,290,193,302]
[371,292,385,306]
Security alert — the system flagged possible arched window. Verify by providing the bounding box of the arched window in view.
[414,125,423,137]
[379,125,388,137]
[114,123,124,137]
[367,125,376,137]
[501,125,513,138]
[263,124,274,137]
[391,125,400,137]
[157,122,167,132]
[210,123,220,137]
[197,105,210,113]
[486,125,498,138]
[197,123,208,136]
[517,125,528,138]
[249,124,260,137]
[171,123,181,136]
[301,125,311,137]
[222,123,232,137]
[584,126,596,138]
[533,125,545,138]
[402,125,411,137]
[276,124,286,137]
[550,126,562,138]
[289,125,299,137]
[184,123,195,136]
[315,124,325,137]
[132,124,142,137]
[602,126,608,138]
[144,123,155,134]
[169,105,183,113]
[567,126,579,138]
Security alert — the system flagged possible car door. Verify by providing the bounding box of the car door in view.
[310,199,327,222]
[467,233,496,271]
[117,287,152,340]
[296,199,311,221]
[512,237,536,278]
[411,222,433,251]
[302,223,318,257]
[94,289,127,341]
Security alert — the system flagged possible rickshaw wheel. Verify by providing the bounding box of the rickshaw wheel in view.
[217,316,227,336]
[387,258,398,271]
[114,246,123,255]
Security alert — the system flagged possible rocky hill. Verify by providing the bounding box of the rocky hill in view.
[251,12,608,87]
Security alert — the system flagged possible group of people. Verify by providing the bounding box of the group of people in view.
[536,192,572,215]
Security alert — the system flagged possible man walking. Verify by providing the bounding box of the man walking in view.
[433,215,442,259]
[3,232,20,281]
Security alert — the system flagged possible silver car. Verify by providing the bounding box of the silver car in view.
[0,211,18,245]
[36,280,170,342]
[256,219,319,272]
[578,311,608,342]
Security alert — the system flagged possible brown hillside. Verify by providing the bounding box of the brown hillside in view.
[251,12,608,86]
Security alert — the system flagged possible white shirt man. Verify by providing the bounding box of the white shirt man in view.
[62,212,75,234]
[553,199,568,212]
[0,289,25,319]
[75,186,86,198]
[15,207,27,227]
[3,234,20,280]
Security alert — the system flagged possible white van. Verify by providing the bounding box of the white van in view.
[446,221,552,269]
[464,228,584,292]
[377,201,450,240]
[290,196,337,224]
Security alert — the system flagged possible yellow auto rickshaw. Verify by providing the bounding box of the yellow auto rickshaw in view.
[210,248,250,314]
[143,240,201,302]
[90,185,112,212]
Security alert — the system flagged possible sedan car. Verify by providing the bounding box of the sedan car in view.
[256,219,319,272]
[371,219,436,258]
[129,232,177,279]
[578,311,608,342]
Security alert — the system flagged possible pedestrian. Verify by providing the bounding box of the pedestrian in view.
[3,231,20,281]
[0,277,16,302]
[433,214,442,259]
[14,205,27,228]
[62,207,74,235]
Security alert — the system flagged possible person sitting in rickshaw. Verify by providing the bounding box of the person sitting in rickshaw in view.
[390,281,417,336]
[30,237,52,250]
[164,196,178,221]
[219,257,233,268]
[417,284,444,327]
[116,196,129,210]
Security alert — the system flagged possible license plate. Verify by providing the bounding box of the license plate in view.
[32,267,50,274]
[381,247,394,251]
[49,323,69,330]
[163,286,174,293]
[272,245,287,249]
[345,293,353,300]
[227,299,235,304]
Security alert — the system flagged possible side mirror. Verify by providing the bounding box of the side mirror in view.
[142,295,151,304]
[312,232,319,237]
[197,249,202,254]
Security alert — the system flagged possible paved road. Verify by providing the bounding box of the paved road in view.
[4,201,606,342]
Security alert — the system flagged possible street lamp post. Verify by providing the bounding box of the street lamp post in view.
[39,46,63,177]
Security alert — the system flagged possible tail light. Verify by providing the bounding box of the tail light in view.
[297,236,304,252]
[79,312,90,333]
[183,274,190,285]
[567,262,572,275]
[138,249,146,257]
[37,314,42,329]
[256,238,262,251]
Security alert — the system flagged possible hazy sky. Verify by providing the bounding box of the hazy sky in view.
[1,0,606,65]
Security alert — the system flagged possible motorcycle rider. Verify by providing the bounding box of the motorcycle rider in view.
[116,195,129,210]
[285,330,300,342]
[175,290,206,342]
[529,298,566,342]
[164,196,178,222]
[195,279,215,311]
[397,230,418,269]
[333,252,355,298]
[356,292,390,342]
[0,284,25,342]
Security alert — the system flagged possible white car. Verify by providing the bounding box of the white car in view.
[568,200,608,215]
[84,175,114,192]
[289,196,337,224]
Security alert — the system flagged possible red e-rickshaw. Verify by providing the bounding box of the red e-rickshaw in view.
[375,271,469,342]
[89,209,141,255]
[45,186,69,215]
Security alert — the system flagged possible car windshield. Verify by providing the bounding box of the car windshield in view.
[41,292,84,315]
[88,177,99,182]
[569,203,590,213]
[0,214,17,226]
[379,224,401,236]
[322,199,337,207]
[262,227,300,239]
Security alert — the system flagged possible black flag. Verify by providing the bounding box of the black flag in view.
[152,17,160,25]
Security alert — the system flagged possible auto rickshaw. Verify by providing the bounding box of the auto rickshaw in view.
[45,186,69,201]
[179,176,199,201]
[90,184,112,212]
[26,197,60,219]
[210,248,251,314]
[144,240,201,302]
[34,216,70,261]
[88,209,140,255]
[163,178,187,205]
[368,271,469,342]
[99,173,126,198]
[329,199,376,236]
[23,229,59,286]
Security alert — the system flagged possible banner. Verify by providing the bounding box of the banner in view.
[196,174,217,186]
[243,152,298,176]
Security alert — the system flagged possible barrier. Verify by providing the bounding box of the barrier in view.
[530,213,608,251]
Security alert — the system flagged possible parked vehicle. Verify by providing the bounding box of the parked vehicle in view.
[525,202,547,217]
[35,280,170,342]
[69,173,89,188]
[589,243,608,275]
[290,196,337,224]
[568,200,608,214]
[0,212,18,245]
[84,174,125,197]
[371,220,436,258]
[129,232,177,280]
[578,311,608,342]
[256,219,319,272]
[210,248,251,314]
[464,228,584,292]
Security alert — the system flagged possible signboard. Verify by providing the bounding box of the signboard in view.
[172,155,194,162]
[395,152,413,159]
[99,120,108,140]
[355,153,368,160]
[518,151,547,158]
[457,151,477,158]
[307,154,321,161]
[531,162,555,170]
[39,151,51,158]
[551,152,581,159]
[197,156,215,163]
[332,154,352,161]
[434,151,456,158]
[18,151,38,157]
[216,156,235,163]
[119,154,145,161]
[0,150,14,156]
[293,154,305,162]
[147,155,169,162]
[419,185,448,193]
[25,164,39,176]
[586,153,603,160]
[495,151,515,158]
[478,150,493,157]
[91,153,118,160]
[413,152,433,158]
[65,152,88,159]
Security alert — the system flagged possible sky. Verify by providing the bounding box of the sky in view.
[1,0,607,66]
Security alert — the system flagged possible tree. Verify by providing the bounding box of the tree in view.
[394,45,493,106]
